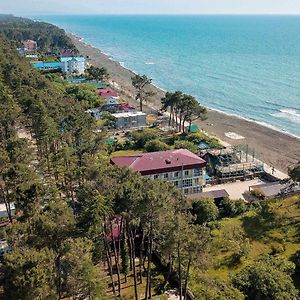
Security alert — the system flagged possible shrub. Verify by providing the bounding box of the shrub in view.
[192,274,244,300]
[174,140,198,153]
[248,200,262,211]
[251,188,265,200]
[219,198,247,217]
[192,197,219,225]
[270,242,285,255]
[187,132,223,149]
[101,112,116,128]
[232,255,297,300]
[128,128,160,148]
[165,133,179,145]
[144,139,170,152]
[288,163,300,182]
[187,132,207,144]
[66,84,103,109]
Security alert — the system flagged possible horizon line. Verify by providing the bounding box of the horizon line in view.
[20,13,300,17]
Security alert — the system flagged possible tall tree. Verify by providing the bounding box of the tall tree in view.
[161,91,207,132]
[120,225,129,283]
[4,247,57,300]
[161,91,183,128]
[61,238,106,300]
[0,83,22,142]
[131,74,155,111]
[182,224,210,299]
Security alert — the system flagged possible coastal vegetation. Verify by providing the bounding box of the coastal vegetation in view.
[161,91,207,133]
[131,74,155,111]
[107,128,223,156]
[0,15,300,300]
[0,14,76,53]
[86,65,109,82]
[289,163,300,182]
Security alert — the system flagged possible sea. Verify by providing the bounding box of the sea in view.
[35,15,300,138]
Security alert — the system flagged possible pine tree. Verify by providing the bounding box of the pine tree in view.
[120,225,129,283]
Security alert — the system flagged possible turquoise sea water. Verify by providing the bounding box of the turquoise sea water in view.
[37,15,300,137]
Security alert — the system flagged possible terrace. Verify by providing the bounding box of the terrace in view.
[203,145,265,183]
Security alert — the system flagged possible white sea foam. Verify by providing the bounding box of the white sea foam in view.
[145,62,156,65]
[210,107,300,140]
[272,108,300,124]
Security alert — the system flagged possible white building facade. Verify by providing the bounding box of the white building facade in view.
[112,111,147,129]
[60,57,86,75]
[144,167,206,195]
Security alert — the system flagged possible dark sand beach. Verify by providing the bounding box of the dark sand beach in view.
[69,34,300,173]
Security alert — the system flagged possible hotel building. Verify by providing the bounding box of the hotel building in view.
[110,149,206,194]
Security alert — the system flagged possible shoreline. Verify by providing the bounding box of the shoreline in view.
[73,33,300,141]
[68,32,300,173]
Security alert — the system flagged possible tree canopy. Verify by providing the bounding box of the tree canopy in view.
[161,91,207,132]
[232,254,298,300]
[0,15,76,52]
[131,74,155,111]
[289,162,300,182]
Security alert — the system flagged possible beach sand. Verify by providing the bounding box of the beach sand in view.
[69,34,300,173]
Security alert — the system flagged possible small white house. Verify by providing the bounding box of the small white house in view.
[60,57,86,75]
[112,111,147,129]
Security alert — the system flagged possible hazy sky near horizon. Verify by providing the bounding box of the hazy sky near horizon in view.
[1,0,300,15]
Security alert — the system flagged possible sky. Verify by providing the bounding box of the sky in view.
[1,0,300,15]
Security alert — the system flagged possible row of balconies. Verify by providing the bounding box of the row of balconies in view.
[152,172,204,181]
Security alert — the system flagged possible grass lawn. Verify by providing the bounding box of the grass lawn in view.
[110,150,143,157]
[190,194,300,291]
[101,259,169,300]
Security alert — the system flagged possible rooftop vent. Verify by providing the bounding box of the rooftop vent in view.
[165,159,171,164]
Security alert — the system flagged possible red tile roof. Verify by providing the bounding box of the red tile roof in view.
[97,88,118,98]
[110,149,206,175]
[118,103,135,111]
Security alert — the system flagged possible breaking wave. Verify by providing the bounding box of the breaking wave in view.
[272,108,300,124]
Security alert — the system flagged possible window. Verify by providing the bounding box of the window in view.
[164,173,169,179]
[193,187,201,194]
[182,179,193,188]
[194,178,199,185]
[174,171,179,178]
[184,170,189,176]
[173,181,179,187]
[194,168,202,176]
[154,174,159,179]
[184,189,189,194]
